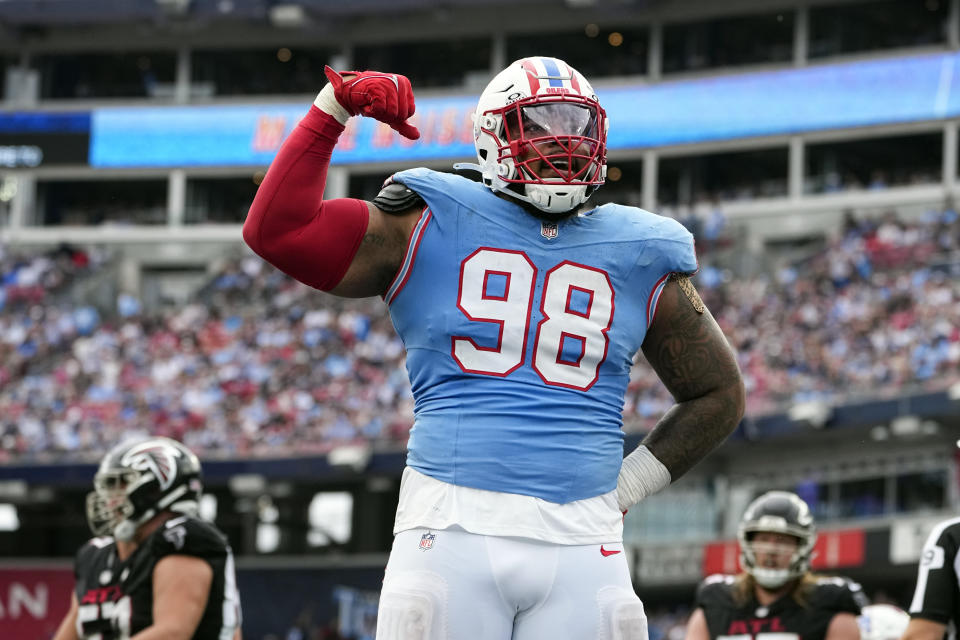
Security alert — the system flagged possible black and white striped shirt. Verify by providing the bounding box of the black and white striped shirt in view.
[910,516,960,640]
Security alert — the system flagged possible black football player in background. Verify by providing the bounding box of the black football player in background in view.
[53,437,242,640]
[685,491,867,640]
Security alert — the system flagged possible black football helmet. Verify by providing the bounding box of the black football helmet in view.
[737,490,816,589]
[86,437,203,541]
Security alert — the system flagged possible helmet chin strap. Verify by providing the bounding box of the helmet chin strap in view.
[453,162,582,218]
[112,484,191,542]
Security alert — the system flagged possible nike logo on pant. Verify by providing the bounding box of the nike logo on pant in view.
[600,545,621,557]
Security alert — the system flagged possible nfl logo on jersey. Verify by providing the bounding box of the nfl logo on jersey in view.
[540,222,558,239]
[418,532,436,551]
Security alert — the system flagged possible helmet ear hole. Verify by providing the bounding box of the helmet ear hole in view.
[479,149,488,161]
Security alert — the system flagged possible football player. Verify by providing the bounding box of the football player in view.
[684,491,866,640]
[902,515,960,640]
[243,57,745,639]
[52,437,242,640]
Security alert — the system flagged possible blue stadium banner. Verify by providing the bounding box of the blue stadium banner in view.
[86,51,960,168]
[89,97,477,168]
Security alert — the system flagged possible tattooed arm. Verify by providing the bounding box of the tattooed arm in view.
[639,274,745,479]
[327,203,422,298]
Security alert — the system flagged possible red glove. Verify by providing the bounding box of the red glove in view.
[323,66,420,140]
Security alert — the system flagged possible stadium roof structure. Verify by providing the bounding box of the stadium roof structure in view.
[0,0,594,26]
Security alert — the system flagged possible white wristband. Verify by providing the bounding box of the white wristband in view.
[313,83,351,125]
[616,444,671,511]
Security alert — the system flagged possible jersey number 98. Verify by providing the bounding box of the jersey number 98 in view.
[453,248,614,391]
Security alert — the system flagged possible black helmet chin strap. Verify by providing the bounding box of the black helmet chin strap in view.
[114,483,191,541]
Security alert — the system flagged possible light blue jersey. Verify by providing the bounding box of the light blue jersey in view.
[385,168,697,504]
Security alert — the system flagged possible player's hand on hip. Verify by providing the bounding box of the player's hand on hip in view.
[323,66,421,140]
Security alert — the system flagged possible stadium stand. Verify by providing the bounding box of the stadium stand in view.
[1,207,955,464]
[1,0,959,638]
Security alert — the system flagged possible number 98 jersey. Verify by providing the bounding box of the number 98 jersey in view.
[387,168,697,504]
[72,516,241,639]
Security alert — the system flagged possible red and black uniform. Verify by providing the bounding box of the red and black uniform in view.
[695,574,867,640]
[72,515,241,640]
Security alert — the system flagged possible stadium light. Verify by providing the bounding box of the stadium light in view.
[269,3,308,28]
[155,0,191,15]
[256,523,280,553]
[328,444,371,472]
[787,401,831,429]
[0,480,26,500]
[0,505,19,532]
[949,381,960,401]
[890,415,921,437]
[229,473,266,496]
[308,492,353,546]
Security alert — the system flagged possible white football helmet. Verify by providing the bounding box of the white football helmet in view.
[858,605,910,640]
[455,57,608,216]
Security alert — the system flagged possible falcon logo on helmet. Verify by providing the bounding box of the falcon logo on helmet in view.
[455,56,608,217]
[86,436,203,541]
[121,442,181,491]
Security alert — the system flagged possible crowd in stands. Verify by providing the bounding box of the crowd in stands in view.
[0,243,102,310]
[0,208,958,462]
[0,253,412,462]
[618,206,960,420]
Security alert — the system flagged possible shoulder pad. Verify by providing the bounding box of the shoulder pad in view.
[373,181,425,214]
[76,536,114,567]
[696,574,736,608]
[88,536,114,549]
[151,516,229,559]
[811,576,868,612]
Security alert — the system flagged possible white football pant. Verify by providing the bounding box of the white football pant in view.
[376,527,648,640]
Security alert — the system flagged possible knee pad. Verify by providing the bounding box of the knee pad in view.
[376,570,448,640]
[598,587,648,640]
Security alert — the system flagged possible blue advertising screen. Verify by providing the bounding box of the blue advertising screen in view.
[85,51,960,168]
[0,112,90,134]
[89,99,478,168]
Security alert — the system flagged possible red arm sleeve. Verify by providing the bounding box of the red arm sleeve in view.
[242,106,369,291]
